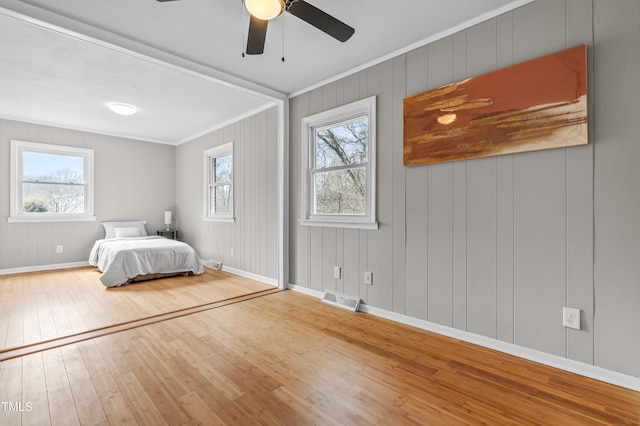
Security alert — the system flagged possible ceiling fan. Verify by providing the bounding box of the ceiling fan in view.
[156,0,355,55]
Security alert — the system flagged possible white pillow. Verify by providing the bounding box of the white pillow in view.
[102,221,147,239]
[114,227,141,238]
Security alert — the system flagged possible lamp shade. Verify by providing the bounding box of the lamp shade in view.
[164,211,172,226]
[245,0,283,20]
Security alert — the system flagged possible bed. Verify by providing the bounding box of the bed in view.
[89,220,204,287]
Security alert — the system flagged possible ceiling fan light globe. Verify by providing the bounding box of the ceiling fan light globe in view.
[245,0,283,20]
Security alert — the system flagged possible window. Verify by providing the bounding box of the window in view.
[9,140,95,223]
[301,96,377,229]
[204,142,234,222]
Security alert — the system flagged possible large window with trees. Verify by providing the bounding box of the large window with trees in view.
[204,142,234,222]
[9,140,95,222]
[301,96,377,229]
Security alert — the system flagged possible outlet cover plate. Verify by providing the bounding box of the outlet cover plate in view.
[333,266,341,279]
[563,307,581,330]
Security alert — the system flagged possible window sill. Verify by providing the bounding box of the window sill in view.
[203,216,235,223]
[8,215,97,223]
[299,219,378,230]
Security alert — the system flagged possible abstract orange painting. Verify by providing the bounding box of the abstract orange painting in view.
[403,44,587,166]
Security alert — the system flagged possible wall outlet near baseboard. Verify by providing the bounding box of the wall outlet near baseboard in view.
[364,271,372,286]
[563,307,581,330]
[56,245,63,254]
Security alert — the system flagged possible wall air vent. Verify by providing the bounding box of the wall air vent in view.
[321,292,360,312]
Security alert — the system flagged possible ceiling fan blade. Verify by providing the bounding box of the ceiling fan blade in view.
[287,0,354,42]
[246,15,268,55]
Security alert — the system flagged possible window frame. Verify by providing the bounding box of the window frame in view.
[300,96,377,230]
[9,140,95,223]
[203,141,234,222]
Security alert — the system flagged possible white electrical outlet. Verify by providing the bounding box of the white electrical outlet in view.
[364,271,372,285]
[56,245,63,254]
[563,307,581,330]
[333,266,341,279]
[231,247,234,257]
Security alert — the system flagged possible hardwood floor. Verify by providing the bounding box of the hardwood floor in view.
[0,267,273,351]
[0,276,638,425]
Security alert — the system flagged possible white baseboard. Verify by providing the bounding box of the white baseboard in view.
[286,283,640,392]
[204,263,278,287]
[0,261,90,276]
[286,282,322,297]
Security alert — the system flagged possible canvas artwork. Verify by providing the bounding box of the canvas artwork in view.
[403,44,588,166]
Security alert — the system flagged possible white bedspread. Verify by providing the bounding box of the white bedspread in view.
[88,236,204,287]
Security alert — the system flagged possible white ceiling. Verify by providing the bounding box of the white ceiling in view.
[0,0,532,145]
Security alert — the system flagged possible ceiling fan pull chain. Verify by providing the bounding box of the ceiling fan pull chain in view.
[281,11,285,62]
[241,0,246,57]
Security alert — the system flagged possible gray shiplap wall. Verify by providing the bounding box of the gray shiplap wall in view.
[592,0,640,376]
[0,118,176,270]
[289,0,640,377]
[175,107,278,281]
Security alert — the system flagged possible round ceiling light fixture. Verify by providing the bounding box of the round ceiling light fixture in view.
[245,0,283,20]
[108,102,137,116]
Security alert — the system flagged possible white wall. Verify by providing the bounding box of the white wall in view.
[175,107,279,281]
[289,0,640,377]
[0,118,176,270]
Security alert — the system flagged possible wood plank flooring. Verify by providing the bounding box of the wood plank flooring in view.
[1,276,638,425]
[0,267,273,351]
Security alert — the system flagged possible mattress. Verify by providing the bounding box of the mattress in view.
[88,236,204,287]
